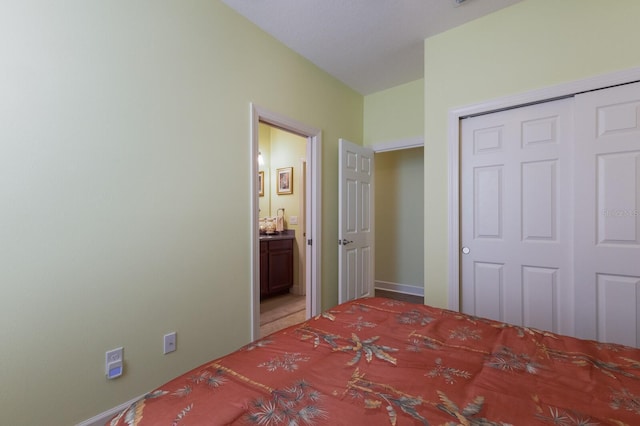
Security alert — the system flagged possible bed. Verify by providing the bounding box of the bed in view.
[109,297,640,425]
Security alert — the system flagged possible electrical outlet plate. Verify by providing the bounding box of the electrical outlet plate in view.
[105,347,123,379]
[106,347,123,364]
[163,332,177,354]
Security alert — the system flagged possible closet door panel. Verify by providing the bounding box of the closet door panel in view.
[574,82,640,345]
[460,99,574,333]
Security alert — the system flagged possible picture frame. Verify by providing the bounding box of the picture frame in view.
[276,167,293,195]
[258,171,264,197]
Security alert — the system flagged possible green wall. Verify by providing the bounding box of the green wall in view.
[0,1,361,424]
[364,79,425,294]
[364,79,424,146]
[423,0,640,308]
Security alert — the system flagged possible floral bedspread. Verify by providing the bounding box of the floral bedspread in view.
[109,297,640,425]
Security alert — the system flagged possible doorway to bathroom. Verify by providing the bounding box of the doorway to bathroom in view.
[257,122,307,336]
[250,104,322,340]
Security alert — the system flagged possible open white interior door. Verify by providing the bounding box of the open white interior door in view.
[339,139,374,304]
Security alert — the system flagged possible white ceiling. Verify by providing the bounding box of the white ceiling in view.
[222,0,522,95]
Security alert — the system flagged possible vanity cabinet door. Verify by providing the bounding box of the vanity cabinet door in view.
[260,241,269,298]
[267,239,293,295]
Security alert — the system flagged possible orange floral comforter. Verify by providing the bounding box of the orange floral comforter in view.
[109,297,640,425]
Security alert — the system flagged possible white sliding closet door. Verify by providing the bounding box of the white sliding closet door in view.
[461,82,640,347]
[461,99,575,335]
[574,82,640,346]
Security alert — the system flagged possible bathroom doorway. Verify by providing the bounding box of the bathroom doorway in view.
[257,122,307,336]
[250,104,322,340]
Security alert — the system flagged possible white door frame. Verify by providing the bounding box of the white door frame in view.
[370,136,424,153]
[250,104,322,340]
[447,67,640,312]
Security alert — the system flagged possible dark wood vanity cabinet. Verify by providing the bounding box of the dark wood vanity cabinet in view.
[260,237,293,299]
[260,242,270,298]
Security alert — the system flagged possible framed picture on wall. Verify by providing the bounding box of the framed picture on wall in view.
[258,171,264,197]
[276,167,293,195]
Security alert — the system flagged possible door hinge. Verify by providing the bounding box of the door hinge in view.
[307,239,312,246]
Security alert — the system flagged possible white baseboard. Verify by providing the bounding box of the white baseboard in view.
[76,394,142,426]
[375,280,424,297]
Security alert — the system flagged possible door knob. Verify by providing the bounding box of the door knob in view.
[339,239,353,246]
[462,247,470,254]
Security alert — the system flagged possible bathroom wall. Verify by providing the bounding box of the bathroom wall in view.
[258,123,271,217]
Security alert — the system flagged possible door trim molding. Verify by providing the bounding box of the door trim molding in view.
[250,104,322,340]
[370,136,424,153]
[447,66,640,312]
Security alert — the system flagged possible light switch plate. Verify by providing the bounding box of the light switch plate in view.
[164,332,177,354]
